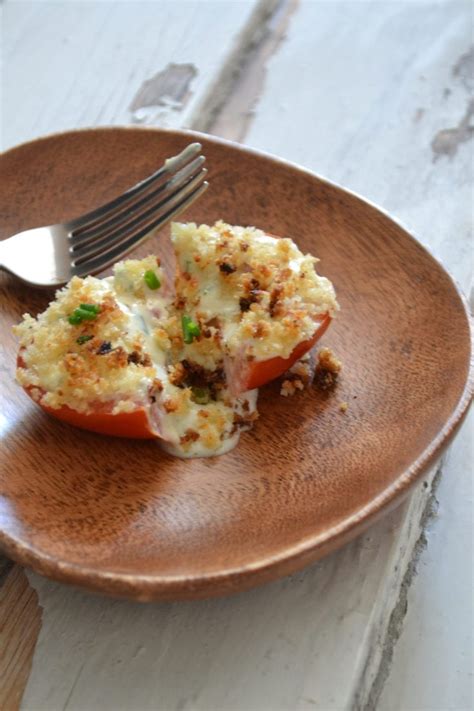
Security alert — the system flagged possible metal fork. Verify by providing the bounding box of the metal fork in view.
[0,142,208,287]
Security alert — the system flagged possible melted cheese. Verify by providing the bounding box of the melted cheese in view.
[172,221,338,365]
[14,221,338,458]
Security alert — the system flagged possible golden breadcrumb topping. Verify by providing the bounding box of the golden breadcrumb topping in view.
[14,222,340,456]
[171,221,338,367]
[14,264,163,414]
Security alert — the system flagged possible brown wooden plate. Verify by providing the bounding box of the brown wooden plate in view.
[0,127,472,601]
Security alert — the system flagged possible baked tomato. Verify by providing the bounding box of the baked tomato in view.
[17,352,158,439]
[227,313,331,394]
[33,400,157,439]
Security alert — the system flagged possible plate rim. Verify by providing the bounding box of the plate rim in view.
[1,125,473,600]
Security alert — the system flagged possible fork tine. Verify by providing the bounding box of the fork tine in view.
[72,177,208,277]
[72,167,207,264]
[66,142,203,233]
[70,155,206,250]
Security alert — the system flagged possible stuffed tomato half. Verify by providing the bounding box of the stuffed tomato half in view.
[15,222,338,458]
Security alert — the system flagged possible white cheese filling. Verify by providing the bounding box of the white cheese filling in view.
[15,221,339,459]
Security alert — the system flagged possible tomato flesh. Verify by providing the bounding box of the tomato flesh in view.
[229,314,331,393]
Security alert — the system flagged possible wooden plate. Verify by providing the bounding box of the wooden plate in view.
[0,127,472,601]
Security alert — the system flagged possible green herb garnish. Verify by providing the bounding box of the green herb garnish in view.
[79,303,100,313]
[191,386,210,405]
[76,334,93,345]
[68,303,100,325]
[181,315,201,344]
[76,308,98,321]
[68,312,83,325]
[144,270,161,290]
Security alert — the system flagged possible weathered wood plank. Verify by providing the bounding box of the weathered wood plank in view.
[2,0,278,150]
[0,564,42,711]
[378,410,473,711]
[20,488,431,711]
[245,0,473,293]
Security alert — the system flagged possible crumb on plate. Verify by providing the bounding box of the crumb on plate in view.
[314,347,341,391]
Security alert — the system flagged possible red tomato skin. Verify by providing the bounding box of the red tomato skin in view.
[232,314,331,393]
[17,352,157,439]
[37,401,157,438]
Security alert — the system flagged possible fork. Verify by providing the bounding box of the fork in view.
[0,142,208,287]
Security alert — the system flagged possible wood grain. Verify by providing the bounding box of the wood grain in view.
[19,489,436,711]
[0,126,471,600]
[1,0,276,150]
[0,562,42,711]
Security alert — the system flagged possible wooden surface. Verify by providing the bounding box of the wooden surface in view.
[379,408,473,711]
[1,0,473,709]
[1,126,471,601]
[0,562,42,711]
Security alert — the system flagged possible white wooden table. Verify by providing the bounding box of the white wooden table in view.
[1,1,472,709]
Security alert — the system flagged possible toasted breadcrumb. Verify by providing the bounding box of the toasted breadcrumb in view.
[318,347,341,373]
[280,347,342,396]
[172,221,338,368]
[280,378,305,397]
[15,222,340,455]
[287,358,312,384]
[339,401,348,413]
[14,272,159,414]
[314,347,341,391]
[180,428,200,444]
[168,362,186,387]
[279,353,313,396]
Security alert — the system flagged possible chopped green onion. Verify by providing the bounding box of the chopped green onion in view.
[68,312,83,325]
[76,335,93,345]
[79,303,100,313]
[191,386,210,405]
[144,270,161,290]
[75,307,98,321]
[68,303,100,325]
[181,315,201,344]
